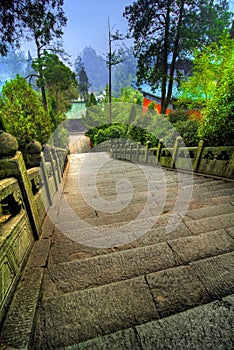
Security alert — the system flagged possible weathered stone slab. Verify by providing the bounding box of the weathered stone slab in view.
[26,238,51,269]
[190,252,234,299]
[137,222,192,246]
[34,276,159,348]
[169,229,234,263]
[73,328,142,350]
[146,265,210,318]
[184,212,234,234]
[192,188,234,201]
[136,299,234,350]
[192,180,234,192]
[183,203,234,221]
[0,268,43,350]
[226,227,234,239]
[223,293,234,307]
[47,242,178,294]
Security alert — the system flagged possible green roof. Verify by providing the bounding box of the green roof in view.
[66,102,86,120]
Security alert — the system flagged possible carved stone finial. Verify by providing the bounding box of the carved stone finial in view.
[0,130,19,157]
[27,140,42,155]
[26,140,42,168]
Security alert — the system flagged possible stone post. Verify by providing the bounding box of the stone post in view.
[40,153,53,207]
[43,144,58,191]
[172,136,183,169]
[145,141,151,164]
[0,131,40,239]
[193,140,204,172]
[156,139,164,165]
[136,142,141,162]
[26,140,42,168]
[129,143,133,162]
[51,147,62,183]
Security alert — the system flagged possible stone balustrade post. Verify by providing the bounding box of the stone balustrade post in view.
[156,139,164,165]
[193,140,204,172]
[172,136,183,169]
[129,143,133,161]
[137,142,141,162]
[52,147,62,183]
[43,144,59,191]
[0,131,40,239]
[26,140,42,169]
[40,153,53,206]
[145,141,151,163]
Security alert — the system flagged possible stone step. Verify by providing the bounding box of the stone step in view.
[45,242,180,297]
[72,295,234,350]
[46,230,234,297]
[52,207,234,250]
[32,251,234,349]
[183,202,234,220]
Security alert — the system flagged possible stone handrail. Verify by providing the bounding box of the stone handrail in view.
[0,131,69,321]
[98,138,234,180]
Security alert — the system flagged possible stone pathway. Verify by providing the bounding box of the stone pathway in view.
[1,146,234,349]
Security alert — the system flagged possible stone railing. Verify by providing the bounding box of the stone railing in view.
[0,131,68,321]
[98,137,234,179]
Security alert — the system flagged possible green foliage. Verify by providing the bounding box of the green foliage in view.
[74,55,90,100]
[112,46,137,96]
[36,54,77,94]
[113,86,143,105]
[178,34,234,109]
[33,53,77,133]
[198,65,234,146]
[76,47,108,94]
[52,123,69,148]
[124,0,232,113]
[0,0,67,56]
[168,110,189,124]
[167,110,200,146]
[0,76,52,152]
[0,0,24,55]
[86,93,98,107]
[174,119,200,147]
[93,124,128,146]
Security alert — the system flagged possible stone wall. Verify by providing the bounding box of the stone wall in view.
[0,132,68,321]
[99,138,234,180]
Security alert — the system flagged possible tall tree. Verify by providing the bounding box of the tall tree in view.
[112,46,137,96]
[21,0,67,111]
[77,67,89,101]
[74,55,89,100]
[124,0,232,113]
[0,0,25,55]
[34,53,78,118]
[77,47,108,93]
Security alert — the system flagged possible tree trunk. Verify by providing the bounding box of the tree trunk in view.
[160,4,171,114]
[165,0,185,110]
[35,37,48,111]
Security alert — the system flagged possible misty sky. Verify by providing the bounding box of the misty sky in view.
[21,0,234,64]
[63,0,132,59]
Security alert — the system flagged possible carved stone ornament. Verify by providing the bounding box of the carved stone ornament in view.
[0,130,19,158]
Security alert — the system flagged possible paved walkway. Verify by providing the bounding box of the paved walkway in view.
[1,136,234,349]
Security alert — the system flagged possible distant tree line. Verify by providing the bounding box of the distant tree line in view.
[74,46,137,96]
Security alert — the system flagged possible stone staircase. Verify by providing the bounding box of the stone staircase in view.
[1,152,234,349]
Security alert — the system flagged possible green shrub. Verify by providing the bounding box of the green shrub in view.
[0,76,52,152]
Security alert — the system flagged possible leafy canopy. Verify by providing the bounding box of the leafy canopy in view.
[198,49,234,146]
[0,0,67,56]
[0,75,52,152]
[178,34,234,108]
[124,0,232,113]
